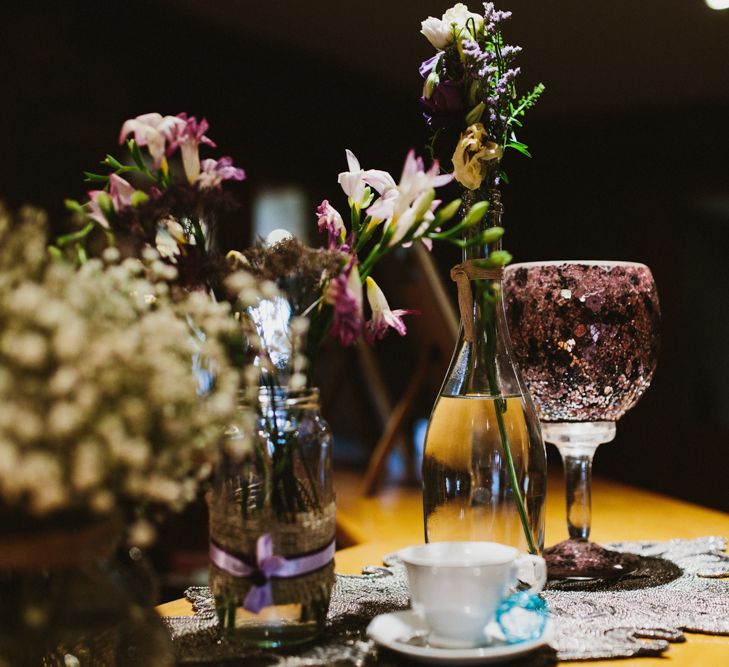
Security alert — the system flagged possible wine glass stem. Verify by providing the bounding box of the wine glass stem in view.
[560,447,597,540]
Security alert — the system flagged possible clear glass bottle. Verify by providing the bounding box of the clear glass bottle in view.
[208,386,335,649]
[422,189,547,554]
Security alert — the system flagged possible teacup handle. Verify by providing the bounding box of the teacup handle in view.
[513,554,547,593]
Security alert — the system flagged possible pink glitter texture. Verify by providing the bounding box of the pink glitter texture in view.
[504,261,661,422]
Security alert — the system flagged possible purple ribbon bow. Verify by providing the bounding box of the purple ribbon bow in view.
[209,533,335,613]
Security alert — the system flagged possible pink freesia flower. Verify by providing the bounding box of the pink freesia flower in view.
[325,263,363,347]
[365,150,453,247]
[365,277,417,341]
[170,113,217,184]
[118,113,185,168]
[86,174,136,228]
[316,200,346,248]
[337,149,392,209]
[195,157,246,190]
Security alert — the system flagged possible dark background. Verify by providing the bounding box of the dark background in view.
[2,0,729,512]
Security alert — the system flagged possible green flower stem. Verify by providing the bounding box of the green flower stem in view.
[481,285,537,555]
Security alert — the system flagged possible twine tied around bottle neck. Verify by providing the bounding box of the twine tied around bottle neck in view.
[450,261,504,343]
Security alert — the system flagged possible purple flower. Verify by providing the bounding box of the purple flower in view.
[86,174,136,228]
[325,263,363,347]
[483,2,512,33]
[419,54,441,79]
[420,80,463,129]
[196,157,246,190]
[316,200,346,249]
[365,277,417,342]
[462,39,497,78]
[501,45,522,61]
[170,113,217,183]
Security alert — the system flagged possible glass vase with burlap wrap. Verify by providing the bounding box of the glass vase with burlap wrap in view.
[422,186,547,554]
[208,386,335,648]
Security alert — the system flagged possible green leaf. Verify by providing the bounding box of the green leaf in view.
[128,139,146,170]
[505,141,532,158]
[499,170,510,185]
[83,171,109,183]
[47,245,63,260]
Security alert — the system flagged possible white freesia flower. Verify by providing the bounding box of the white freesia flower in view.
[337,149,392,209]
[365,150,452,247]
[118,112,184,168]
[421,3,484,49]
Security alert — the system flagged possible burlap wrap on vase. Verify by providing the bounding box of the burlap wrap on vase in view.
[208,488,336,610]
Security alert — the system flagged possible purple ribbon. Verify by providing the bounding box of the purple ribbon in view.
[209,533,335,613]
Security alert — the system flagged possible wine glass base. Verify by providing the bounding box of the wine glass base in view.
[544,538,641,580]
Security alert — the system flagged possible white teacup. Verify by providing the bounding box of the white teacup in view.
[399,541,547,648]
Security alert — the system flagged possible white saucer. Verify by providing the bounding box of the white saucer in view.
[366,610,553,665]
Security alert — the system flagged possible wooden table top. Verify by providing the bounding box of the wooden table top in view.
[159,472,729,666]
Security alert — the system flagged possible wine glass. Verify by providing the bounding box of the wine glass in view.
[503,261,661,578]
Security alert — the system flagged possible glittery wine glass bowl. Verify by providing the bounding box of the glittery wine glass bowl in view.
[503,261,660,579]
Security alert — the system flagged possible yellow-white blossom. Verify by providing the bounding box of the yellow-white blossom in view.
[452,123,503,190]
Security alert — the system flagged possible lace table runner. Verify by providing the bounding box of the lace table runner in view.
[164,536,729,665]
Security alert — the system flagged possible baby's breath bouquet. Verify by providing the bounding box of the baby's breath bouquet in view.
[0,203,253,545]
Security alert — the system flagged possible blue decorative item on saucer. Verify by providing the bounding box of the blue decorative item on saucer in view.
[496,592,548,644]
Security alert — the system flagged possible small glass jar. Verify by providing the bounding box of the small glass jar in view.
[208,386,335,649]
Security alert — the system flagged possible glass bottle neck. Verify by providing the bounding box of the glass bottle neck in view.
[462,185,503,263]
[441,186,514,397]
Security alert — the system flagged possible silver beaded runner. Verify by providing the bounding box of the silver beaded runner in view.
[164,536,729,665]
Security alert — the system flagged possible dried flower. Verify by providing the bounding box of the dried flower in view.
[452,122,503,190]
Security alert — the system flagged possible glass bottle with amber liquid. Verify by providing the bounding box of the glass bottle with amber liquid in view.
[422,188,547,554]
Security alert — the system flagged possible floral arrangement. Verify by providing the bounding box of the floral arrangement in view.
[0,203,261,544]
[49,111,494,545]
[229,148,494,385]
[419,3,544,554]
[420,2,543,191]
[58,112,245,294]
